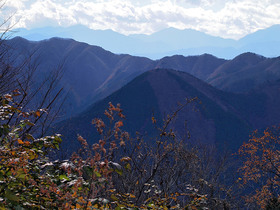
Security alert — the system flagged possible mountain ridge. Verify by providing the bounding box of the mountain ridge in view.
[55,68,253,154]
[6,37,280,121]
[14,24,280,59]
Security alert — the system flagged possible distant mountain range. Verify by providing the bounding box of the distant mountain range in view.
[7,37,280,120]
[6,37,280,153]
[13,24,280,59]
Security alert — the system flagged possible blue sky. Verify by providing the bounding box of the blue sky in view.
[4,0,280,39]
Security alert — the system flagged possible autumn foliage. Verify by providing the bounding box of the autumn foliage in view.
[238,127,280,208]
[0,92,63,208]
[3,91,280,209]
[1,93,213,209]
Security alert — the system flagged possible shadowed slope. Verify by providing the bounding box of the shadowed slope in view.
[56,69,251,153]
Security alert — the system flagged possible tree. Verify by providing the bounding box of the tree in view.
[238,127,280,209]
[1,87,246,209]
[0,0,19,95]
[0,1,68,137]
[0,93,130,209]
[0,92,63,208]
[103,99,238,209]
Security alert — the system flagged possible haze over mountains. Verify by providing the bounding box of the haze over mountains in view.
[7,37,280,117]
[15,24,280,59]
[6,34,280,153]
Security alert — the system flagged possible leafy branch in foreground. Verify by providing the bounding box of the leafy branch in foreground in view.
[1,93,239,209]
[0,92,62,208]
[238,127,280,209]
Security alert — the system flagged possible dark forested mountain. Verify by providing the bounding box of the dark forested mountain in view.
[55,69,280,155]
[7,37,154,119]
[155,54,227,80]
[6,37,226,119]
[207,52,280,93]
[56,69,253,153]
[6,37,280,123]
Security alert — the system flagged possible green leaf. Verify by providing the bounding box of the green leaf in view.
[25,121,35,127]
[111,194,119,201]
[148,203,155,208]
[54,135,62,143]
[28,150,37,160]
[115,168,123,176]
[59,174,69,181]
[125,163,131,171]
[5,189,19,202]
[94,171,102,178]
[54,143,59,150]
[16,170,27,180]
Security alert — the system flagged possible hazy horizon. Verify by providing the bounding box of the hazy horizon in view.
[4,0,280,39]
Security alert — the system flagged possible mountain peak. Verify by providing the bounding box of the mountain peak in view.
[232,52,266,64]
[57,67,250,153]
[10,36,29,42]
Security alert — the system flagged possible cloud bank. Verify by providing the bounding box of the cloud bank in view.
[5,0,280,39]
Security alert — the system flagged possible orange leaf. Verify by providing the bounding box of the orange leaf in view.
[35,111,41,117]
[116,121,123,128]
[4,94,12,100]
[18,139,24,144]
[72,191,77,197]
[24,141,31,146]
[121,157,132,162]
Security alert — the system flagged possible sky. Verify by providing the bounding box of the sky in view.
[3,0,280,39]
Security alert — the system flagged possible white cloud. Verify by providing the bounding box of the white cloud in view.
[5,0,280,39]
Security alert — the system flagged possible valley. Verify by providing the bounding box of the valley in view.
[5,36,280,155]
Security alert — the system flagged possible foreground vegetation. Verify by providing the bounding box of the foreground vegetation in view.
[1,91,280,209]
